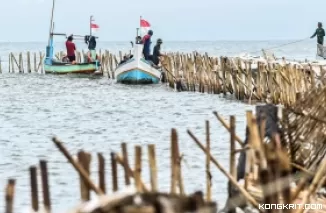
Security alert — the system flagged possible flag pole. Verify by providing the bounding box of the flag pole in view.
[90,15,92,37]
[48,0,55,46]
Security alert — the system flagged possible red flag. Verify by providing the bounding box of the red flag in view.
[140,18,150,37]
[140,19,150,28]
[90,16,99,33]
[91,23,99,29]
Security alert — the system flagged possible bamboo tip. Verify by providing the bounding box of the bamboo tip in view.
[52,136,59,143]
[39,159,47,164]
[29,166,37,170]
[8,179,15,185]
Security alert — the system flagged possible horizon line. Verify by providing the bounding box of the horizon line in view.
[0,38,310,43]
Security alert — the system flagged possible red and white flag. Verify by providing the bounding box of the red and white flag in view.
[90,16,99,34]
[140,17,150,37]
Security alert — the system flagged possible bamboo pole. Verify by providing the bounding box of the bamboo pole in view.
[5,179,15,213]
[98,153,106,193]
[77,151,91,201]
[30,166,39,211]
[39,160,51,212]
[121,142,131,185]
[115,154,149,192]
[134,146,142,192]
[187,130,260,210]
[228,116,237,212]
[171,128,178,194]
[27,51,31,72]
[213,112,244,146]
[111,152,118,192]
[52,137,104,195]
[148,144,158,192]
[205,120,212,201]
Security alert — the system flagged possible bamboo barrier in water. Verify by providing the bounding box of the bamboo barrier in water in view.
[4,100,326,212]
[2,50,326,107]
[161,52,326,107]
[3,131,218,213]
[3,50,120,79]
[204,87,326,213]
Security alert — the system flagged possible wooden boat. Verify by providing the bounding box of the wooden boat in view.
[115,29,162,84]
[44,0,100,75]
[44,61,99,75]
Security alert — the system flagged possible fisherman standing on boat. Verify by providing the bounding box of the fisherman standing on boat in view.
[142,30,153,60]
[85,35,98,62]
[311,22,325,45]
[65,35,76,63]
[152,38,166,66]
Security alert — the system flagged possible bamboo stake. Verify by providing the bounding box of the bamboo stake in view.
[187,130,260,210]
[213,112,244,146]
[121,142,131,185]
[294,157,326,213]
[30,166,39,211]
[39,160,51,212]
[148,144,158,192]
[27,51,31,72]
[205,120,212,201]
[134,146,142,192]
[228,116,237,211]
[8,54,11,73]
[171,128,178,194]
[111,152,118,192]
[5,179,15,213]
[115,154,149,192]
[34,52,37,72]
[77,151,91,201]
[98,153,106,193]
[52,137,104,195]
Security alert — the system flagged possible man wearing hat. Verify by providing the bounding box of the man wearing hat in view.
[152,38,166,66]
[311,22,325,45]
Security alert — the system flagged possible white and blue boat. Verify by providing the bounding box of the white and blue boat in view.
[115,32,162,84]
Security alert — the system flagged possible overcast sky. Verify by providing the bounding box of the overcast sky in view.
[1,0,325,42]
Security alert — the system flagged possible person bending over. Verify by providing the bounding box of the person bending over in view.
[152,38,166,66]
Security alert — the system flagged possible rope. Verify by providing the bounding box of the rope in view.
[217,37,311,56]
[248,37,310,55]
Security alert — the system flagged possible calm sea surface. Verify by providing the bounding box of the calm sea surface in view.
[0,40,315,212]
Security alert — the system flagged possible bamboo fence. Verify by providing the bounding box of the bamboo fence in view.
[1,50,326,107]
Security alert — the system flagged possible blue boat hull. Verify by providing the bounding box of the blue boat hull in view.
[116,69,160,84]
